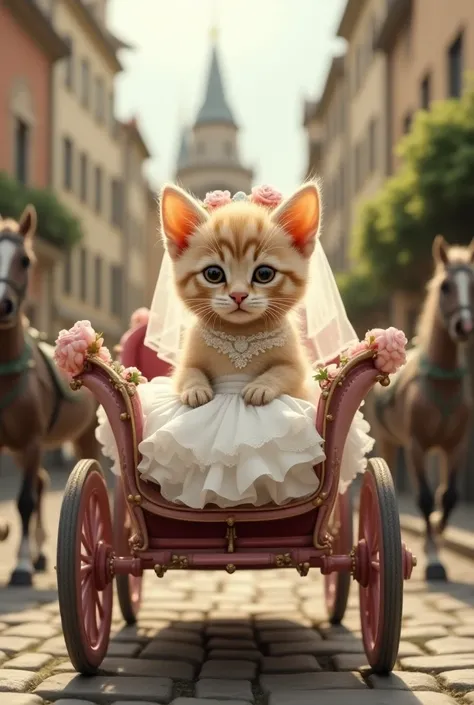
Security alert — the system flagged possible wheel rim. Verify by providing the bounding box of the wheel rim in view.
[359,474,382,652]
[77,472,113,656]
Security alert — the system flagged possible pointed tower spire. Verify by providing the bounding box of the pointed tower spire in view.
[195,28,236,127]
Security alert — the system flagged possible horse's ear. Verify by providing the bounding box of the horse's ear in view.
[433,235,449,265]
[18,205,37,239]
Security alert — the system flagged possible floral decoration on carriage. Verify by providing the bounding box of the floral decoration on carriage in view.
[52,181,416,679]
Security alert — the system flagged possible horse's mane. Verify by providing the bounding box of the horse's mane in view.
[0,216,36,262]
[415,245,473,349]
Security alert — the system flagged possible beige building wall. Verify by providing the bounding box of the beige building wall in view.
[378,0,474,174]
[50,0,125,344]
[339,0,389,236]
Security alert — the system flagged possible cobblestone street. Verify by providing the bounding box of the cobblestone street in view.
[1,478,474,704]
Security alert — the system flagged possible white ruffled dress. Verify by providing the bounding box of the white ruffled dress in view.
[96,373,374,509]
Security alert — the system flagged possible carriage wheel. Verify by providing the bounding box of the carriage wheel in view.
[57,459,113,675]
[357,457,403,673]
[324,487,353,624]
[114,476,142,624]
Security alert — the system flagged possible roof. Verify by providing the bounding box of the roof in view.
[65,0,123,73]
[337,0,370,40]
[195,42,237,127]
[4,0,70,62]
[122,116,151,160]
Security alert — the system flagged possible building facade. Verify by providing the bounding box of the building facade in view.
[176,38,253,198]
[0,0,69,336]
[120,117,152,324]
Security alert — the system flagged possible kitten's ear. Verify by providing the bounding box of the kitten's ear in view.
[271,183,320,256]
[160,184,208,259]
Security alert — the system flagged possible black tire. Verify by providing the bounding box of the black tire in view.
[359,457,403,673]
[57,459,113,674]
[325,487,353,624]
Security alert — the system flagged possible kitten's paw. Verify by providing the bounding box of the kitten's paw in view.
[181,385,214,408]
[242,382,277,406]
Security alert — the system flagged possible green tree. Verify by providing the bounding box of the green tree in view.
[0,171,83,249]
[354,83,474,292]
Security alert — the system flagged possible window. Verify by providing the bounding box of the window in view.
[403,112,412,134]
[110,265,123,317]
[94,166,102,213]
[80,248,87,301]
[94,256,102,308]
[420,72,431,109]
[448,32,463,98]
[64,36,74,90]
[108,91,116,136]
[63,137,73,191]
[81,58,90,108]
[63,250,72,294]
[95,76,104,122]
[368,118,377,173]
[111,179,123,227]
[14,118,29,185]
[79,152,88,203]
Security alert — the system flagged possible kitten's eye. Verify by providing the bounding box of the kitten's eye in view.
[441,280,451,294]
[253,265,276,284]
[203,265,225,284]
[20,255,30,269]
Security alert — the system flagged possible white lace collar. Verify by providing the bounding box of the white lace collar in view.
[199,325,288,369]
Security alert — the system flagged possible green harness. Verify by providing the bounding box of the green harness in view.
[0,338,34,412]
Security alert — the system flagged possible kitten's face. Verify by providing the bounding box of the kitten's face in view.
[173,203,309,327]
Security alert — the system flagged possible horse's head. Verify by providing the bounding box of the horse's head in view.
[433,234,474,343]
[0,205,36,328]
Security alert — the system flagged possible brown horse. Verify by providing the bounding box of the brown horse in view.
[371,236,474,581]
[0,206,99,586]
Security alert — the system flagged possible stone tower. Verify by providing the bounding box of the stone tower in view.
[175,33,253,198]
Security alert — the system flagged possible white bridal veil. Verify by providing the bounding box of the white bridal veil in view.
[145,240,358,368]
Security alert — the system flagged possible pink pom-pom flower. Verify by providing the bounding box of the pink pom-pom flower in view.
[250,184,283,209]
[203,190,232,210]
[348,339,371,358]
[367,326,407,374]
[130,307,150,329]
[54,320,111,378]
[121,366,147,385]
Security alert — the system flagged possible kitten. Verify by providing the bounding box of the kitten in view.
[160,182,321,407]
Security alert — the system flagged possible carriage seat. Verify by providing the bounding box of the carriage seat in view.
[120,323,172,380]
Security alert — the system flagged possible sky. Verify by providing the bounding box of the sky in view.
[108,0,346,195]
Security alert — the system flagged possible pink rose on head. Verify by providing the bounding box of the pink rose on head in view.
[130,307,149,329]
[368,327,408,374]
[121,366,147,385]
[250,184,283,209]
[203,190,232,210]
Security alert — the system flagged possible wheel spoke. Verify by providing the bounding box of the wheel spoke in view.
[81,552,92,564]
[95,591,105,620]
[81,563,92,577]
[83,507,94,549]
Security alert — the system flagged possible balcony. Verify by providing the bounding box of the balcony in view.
[375,0,413,53]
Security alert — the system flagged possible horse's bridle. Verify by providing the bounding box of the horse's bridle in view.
[0,232,29,330]
[440,263,474,332]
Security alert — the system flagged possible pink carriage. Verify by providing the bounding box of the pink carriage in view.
[55,321,416,677]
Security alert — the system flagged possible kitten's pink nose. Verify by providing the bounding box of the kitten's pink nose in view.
[230,292,248,305]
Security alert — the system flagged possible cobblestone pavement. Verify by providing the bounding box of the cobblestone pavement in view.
[1,485,474,704]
